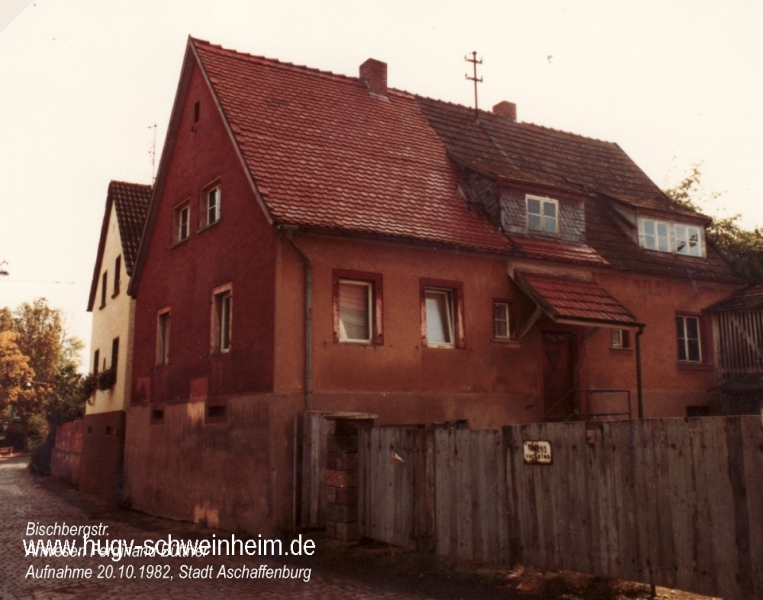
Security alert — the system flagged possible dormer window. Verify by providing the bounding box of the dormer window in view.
[526,195,558,233]
[638,217,705,257]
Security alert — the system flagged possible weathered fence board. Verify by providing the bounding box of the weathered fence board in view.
[357,416,763,599]
[300,412,327,528]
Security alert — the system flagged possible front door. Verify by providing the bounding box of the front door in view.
[541,331,576,420]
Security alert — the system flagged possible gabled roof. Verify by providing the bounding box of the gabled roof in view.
[130,38,738,290]
[516,273,643,328]
[191,39,513,254]
[87,181,151,311]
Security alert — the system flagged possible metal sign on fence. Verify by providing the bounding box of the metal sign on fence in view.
[523,440,552,464]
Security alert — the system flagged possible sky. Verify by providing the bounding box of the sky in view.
[1,0,761,370]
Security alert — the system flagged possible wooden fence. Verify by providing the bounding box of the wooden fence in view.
[357,417,763,600]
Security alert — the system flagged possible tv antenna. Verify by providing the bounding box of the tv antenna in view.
[465,51,483,121]
[148,123,158,182]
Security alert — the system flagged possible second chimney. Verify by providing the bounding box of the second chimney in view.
[492,101,517,121]
[360,58,387,98]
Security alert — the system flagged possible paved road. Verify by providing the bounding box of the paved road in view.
[0,456,441,600]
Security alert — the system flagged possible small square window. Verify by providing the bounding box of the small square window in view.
[610,329,631,349]
[493,302,510,339]
[676,315,701,362]
[206,186,221,226]
[156,309,170,366]
[175,204,190,242]
[527,196,558,233]
[212,287,232,353]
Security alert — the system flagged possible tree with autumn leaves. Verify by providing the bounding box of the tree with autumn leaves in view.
[0,298,86,458]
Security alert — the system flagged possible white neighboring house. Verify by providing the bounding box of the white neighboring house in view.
[82,180,151,500]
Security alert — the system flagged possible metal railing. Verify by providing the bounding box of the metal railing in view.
[544,388,632,422]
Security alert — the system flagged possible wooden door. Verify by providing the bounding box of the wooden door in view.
[541,331,576,420]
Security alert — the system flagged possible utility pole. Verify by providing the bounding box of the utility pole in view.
[464,51,483,121]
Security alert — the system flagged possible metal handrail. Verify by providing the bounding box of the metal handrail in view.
[544,388,632,422]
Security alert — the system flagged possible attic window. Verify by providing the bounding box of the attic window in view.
[526,195,558,233]
[194,101,200,123]
[174,203,190,243]
[637,217,705,257]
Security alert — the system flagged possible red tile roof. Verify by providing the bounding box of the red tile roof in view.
[110,181,152,274]
[87,181,151,311]
[705,283,763,312]
[192,40,513,254]
[518,273,642,327]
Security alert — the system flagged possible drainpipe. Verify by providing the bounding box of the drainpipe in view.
[635,325,645,419]
[285,230,312,411]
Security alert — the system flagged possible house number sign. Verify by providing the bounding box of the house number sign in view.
[523,441,552,465]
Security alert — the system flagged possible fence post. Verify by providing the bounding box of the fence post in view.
[325,415,375,542]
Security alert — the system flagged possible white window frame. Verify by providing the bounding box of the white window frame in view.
[611,328,624,349]
[211,286,232,354]
[337,280,373,343]
[526,195,559,234]
[638,217,705,257]
[493,301,510,340]
[206,186,221,226]
[176,204,190,242]
[676,315,702,363]
[424,288,455,348]
[156,308,171,366]
[639,217,670,252]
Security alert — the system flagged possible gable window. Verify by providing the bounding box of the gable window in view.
[100,271,107,308]
[205,184,221,226]
[639,218,670,252]
[211,285,232,353]
[113,255,121,297]
[420,278,465,349]
[332,270,383,344]
[526,195,558,233]
[675,224,702,256]
[156,308,170,365]
[676,315,701,362]
[174,203,190,242]
[493,301,511,340]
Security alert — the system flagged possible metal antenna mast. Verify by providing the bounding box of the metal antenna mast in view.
[464,51,483,120]
[148,123,158,182]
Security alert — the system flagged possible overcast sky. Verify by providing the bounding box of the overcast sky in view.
[1,0,761,369]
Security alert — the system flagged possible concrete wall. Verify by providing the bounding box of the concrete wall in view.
[80,411,125,501]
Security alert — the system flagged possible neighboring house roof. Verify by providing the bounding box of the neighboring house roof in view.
[516,273,643,328]
[705,283,763,312]
[87,181,152,311]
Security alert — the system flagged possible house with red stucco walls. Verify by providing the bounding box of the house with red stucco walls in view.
[123,37,740,534]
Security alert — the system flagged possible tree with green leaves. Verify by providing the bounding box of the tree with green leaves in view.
[664,164,763,283]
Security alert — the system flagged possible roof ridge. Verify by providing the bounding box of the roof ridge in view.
[417,94,618,146]
[191,37,412,98]
[110,180,153,189]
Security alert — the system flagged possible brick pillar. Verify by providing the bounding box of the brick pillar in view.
[325,416,374,542]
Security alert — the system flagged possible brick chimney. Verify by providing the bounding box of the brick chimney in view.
[492,101,517,121]
[360,58,387,98]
